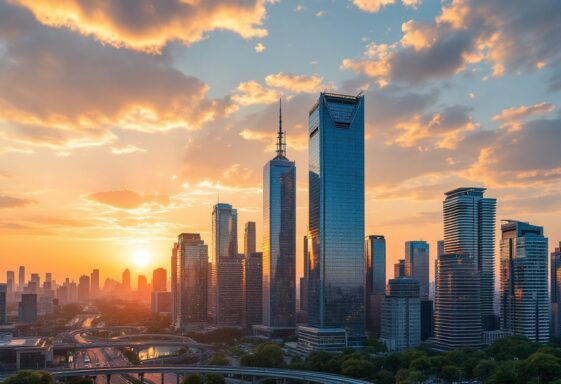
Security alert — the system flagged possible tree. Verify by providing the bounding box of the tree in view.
[254,343,283,368]
[208,354,229,366]
[341,358,375,379]
[486,336,537,361]
[4,371,54,384]
[525,352,561,383]
[490,361,519,384]
[203,374,225,384]
[410,356,431,373]
[182,374,203,384]
[473,359,498,381]
[398,349,426,369]
[439,365,461,383]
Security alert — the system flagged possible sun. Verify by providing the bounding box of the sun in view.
[133,250,151,268]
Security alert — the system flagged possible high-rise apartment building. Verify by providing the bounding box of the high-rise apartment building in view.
[434,253,481,350]
[152,268,167,292]
[0,284,7,325]
[18,266,25,291]
[500,220,549,343]
[404,241,430,299]
[365,235,386,335]
[173,233,208,330]
[260,100,296,338]
[380,278,421,352]
[137,275,148,300]
[244,252,263,330]
[212,203,242,325]
[298,93,365,352]
[443,187,496,330]
[244,222,256,258]
[90,269,100,298]
[171,243,178,325]
[6,271,14,295]
[78,275,90,301]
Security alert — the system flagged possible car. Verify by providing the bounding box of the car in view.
[84,363,91,368]
[95,363,100,367]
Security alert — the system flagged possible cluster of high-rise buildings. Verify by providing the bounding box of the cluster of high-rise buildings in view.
[169,92,556,353]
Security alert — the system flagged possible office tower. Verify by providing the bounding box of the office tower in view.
[56,285,68,305]
[122,269,131,291]
[30,273,40,289]
[19,293,37,323]
[68,281,78,302]
[380,278,421,352]
[300,235,309,314]
[443,187,496,330]
[212,203,242,325]
[434,253,481,350]
[552,243,561,336]
[500,220,549,343]
[394,259,405,278]
[6,271,14,295]
[244,252,263,330]
[298,92,365,352]
[45,273,52,283]
[171,243,178,326]
[420,300,433,340]
[404,241,429,299]
[260,99,296,338]
[138,275,148,299]
[152,268,167,292]
[173,233,208,330]
[151,291,171,314]
[365,235,386,336]
[244,222,256,258]
[78,275,90,301]
[90,269,100,298]
[435,240,444,296]
[0,284,7,325]
[18,266,25,291]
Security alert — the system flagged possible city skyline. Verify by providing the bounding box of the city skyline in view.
[1,0,561,289]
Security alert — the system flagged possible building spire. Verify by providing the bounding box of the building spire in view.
[276,98,286,158]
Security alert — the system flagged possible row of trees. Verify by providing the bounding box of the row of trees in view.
[4,372,226,384]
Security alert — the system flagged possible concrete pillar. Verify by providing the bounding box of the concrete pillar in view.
[161,373,164,384]
[106,374,111,384]
[139,373,144,384]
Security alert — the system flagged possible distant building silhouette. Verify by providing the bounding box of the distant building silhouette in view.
[90,269,100,298]
[244,222,256,258]
[244,252,263,330]
[152,268,167,292]
[19,293,37,324]
[405,241,429,300]
[0,284,7,325]
[122,269,131,291]
[78,275,90,302]
[394,259,405,278]
[365,235,386,336]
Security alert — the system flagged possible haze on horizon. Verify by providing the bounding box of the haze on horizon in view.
[1,0,560,284]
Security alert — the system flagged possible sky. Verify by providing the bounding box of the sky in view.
[1,0,561,287]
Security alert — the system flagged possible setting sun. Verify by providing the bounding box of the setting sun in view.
[133,250,151,268]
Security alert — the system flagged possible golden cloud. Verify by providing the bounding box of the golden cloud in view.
[12,0,269,53]
[492,102,555,126]
[232,81,281,106]
[265,72,326,93]
[87,189,170,210]
[0,195,37,208]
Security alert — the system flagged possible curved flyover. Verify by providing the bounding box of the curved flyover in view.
[50,366,371,384]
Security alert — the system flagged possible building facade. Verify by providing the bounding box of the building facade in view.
[173,233,208,329]
[19,294,37,324]
[78,275,90,302]
[443,187,496,330]
[244,252,263,330]
[0,284,6,325]
[90,269,99,298]
[152,268,167,292]
[244,222,256,258]
[434,253,482,350]
[365,235,386,335]
[404,241,430,299]
[299,92,365,352]
[500,220,549,343]
[551,242,561,337]
[380,278,421,352]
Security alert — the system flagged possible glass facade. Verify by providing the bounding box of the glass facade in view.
[443,187,496,330]
[262,148,296,328]
[307,93,365,344]
[244,251,263,329]
[500,220,549,343]
[404,241,430,299]
[365,235,386,334]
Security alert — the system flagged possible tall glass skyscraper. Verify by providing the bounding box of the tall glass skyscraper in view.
[551,242,561,337]
[365,235,386,335]
[404,241,430,300]
[260,100,296,335]
[443,187,496,330]
[299,92,365,351]
[244,221,256,258]
[500,220,549,343]
[211,203,242,325]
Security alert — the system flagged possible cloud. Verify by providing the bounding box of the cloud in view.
[0,2,233,149]
[492,102,555,131]
[87,189,170,210]
[232,81,281,106]
[0,195,37,208]
[343,0,561,86]
[265,72,327,93]
[110,144,147,155]
[11,0,269,53]
[255,42,266,53]
[379,211,440,226]
[353,0,420,13]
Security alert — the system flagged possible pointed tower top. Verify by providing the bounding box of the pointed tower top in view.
[276,98,286,158]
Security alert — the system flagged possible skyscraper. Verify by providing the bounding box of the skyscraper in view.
[244,222,256,258]
[434,253,481,350]
[173,233,208,330]
[138,275,148,300]
[212,203,242,325]
[122,269,131,291]
[90,269,100,298]
[380,278,421,352]
[404,241,430,299]
[244,251,263,330]
[171,243,178,326]
[0,284,7,325]
[365,235,386,335]
[19,293,37,323]
[18,266,25,291]
[300,235,309,316]
[6,271,14,295]
[443,187,496,330]
[298,92,365,352]
[500,220,549,343]
[551,242,561,336]
[152,268,167,292]
[78,275,90,301]
[394,259,405,278]
[260,99,296,337]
